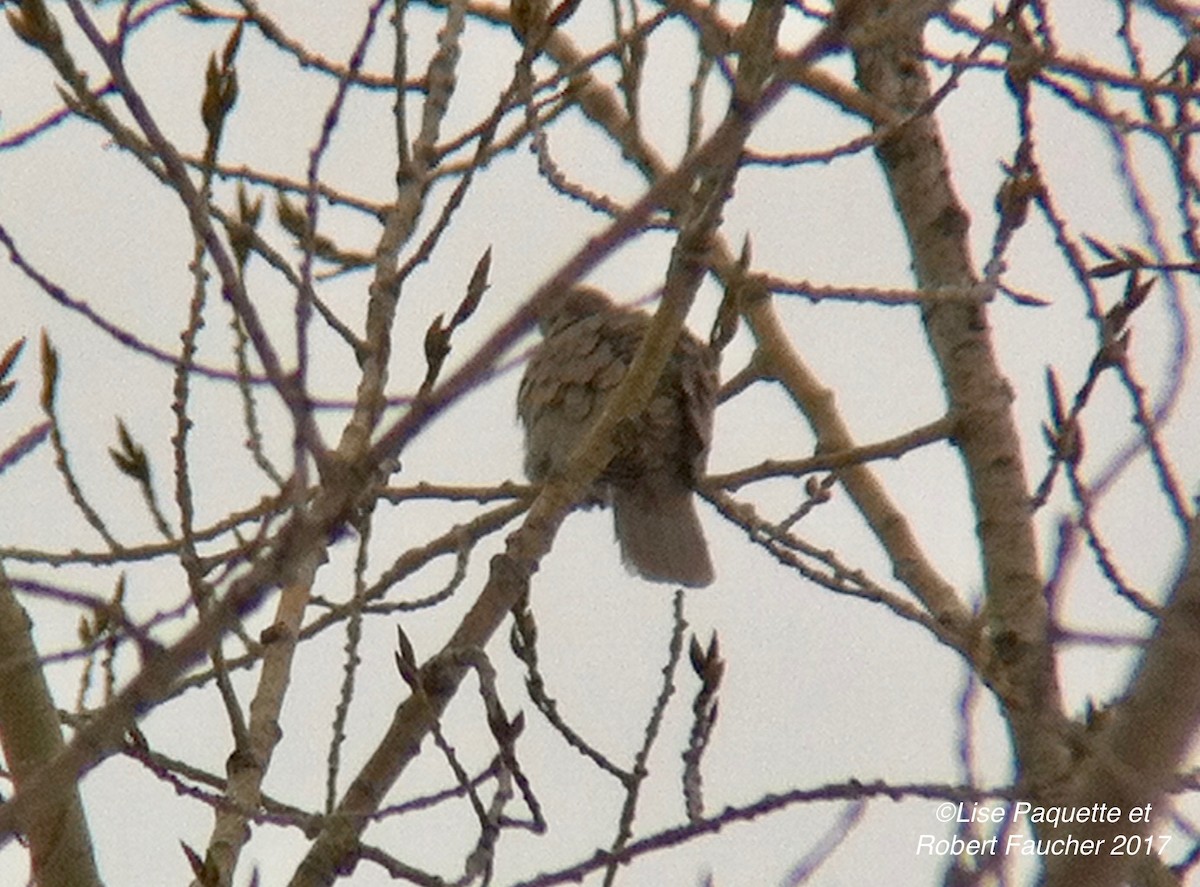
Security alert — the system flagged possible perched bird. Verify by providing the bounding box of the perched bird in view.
[518,286,718,587]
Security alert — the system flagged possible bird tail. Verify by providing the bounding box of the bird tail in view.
[611,484,713,587]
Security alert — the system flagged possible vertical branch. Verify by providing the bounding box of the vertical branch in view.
[204,5,389,882]
[339,0,467,464]
[840,0,1068,794]
[604,591,687,885]
[297,0,389,474]
[324,526,372,814]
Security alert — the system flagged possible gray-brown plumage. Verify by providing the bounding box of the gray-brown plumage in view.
[518,286,718,587]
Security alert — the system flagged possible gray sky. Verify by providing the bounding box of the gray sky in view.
[2,1,1198,884]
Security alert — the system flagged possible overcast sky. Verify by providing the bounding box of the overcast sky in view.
[2,1,1199,885]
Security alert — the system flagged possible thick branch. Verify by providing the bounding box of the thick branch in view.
[1044,517,1200,887]
[0,564,101,887]
[842,0,1069,789]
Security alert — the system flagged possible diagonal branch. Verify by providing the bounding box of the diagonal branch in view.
[532,0,973,639]
[0,564,100,887]
[1044,516,1200,887]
